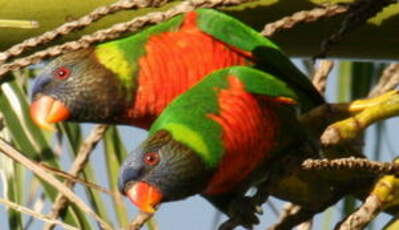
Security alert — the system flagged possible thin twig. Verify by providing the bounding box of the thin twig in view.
[334,195,381,230]
[262,4,348,37]
[0,197,78,230]
[39,163,112,195]
[24,193,46,229]
[0,0,168,64]
[129,212,154,230]
[44,124,108,230]
[267,203,309,230]
[296,220,313,230]
[302,157,399,175]
[312,60,334,95]
[335,160,399,229]
[278,203,301,224]
[319,90,399,146]
[369,63,399,97]
[0,0,258,77]
[318,0,396,58]
[0,137,113,230]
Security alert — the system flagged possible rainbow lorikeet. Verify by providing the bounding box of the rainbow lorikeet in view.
[30,9,323,130]
[118,66,318,228]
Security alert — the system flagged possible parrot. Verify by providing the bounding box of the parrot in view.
[30,9,324,130]
[118,66,317,228]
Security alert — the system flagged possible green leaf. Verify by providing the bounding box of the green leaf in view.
[0,75,92,229]
[103,126,129,228]
[0,142,23,230]
[60,122,112,226]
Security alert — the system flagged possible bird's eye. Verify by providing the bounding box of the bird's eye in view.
[53,67,71,80]
[143,152,160,166]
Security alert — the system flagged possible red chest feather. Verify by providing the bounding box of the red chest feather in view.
[127,12,252,128]
[205,76,279,195]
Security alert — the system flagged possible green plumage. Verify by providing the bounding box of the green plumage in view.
[111,12,324,226]
[195,9,322,111]
[31,8,322,133]
[94,8,322,109]
[149,66,298,167]
[94,15,184,89]
[118,65,313,227]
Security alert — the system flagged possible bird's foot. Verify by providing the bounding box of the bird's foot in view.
[218,196,261,230]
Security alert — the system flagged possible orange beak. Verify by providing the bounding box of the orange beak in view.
[125,182,163,214]
[30,96,71,131]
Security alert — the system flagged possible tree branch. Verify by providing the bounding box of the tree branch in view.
[39,163,112,195]
[0,137,113,230]
[0,197,78,230]
[302,157,399,176]
[318,0,397,57]
[312,60,335,95]
[335,159,399,230]
[320,90,399,146]
[267,203,317,230]
[0,0,169,64]
[262,4,348,37]
[370,63,399,97]
[44,124,108,230]
[129,212,154,230]
[335,195,382,230]
[0,0,258,77]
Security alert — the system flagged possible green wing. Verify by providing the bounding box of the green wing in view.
[94,15,185,89]
[96,9,323,110]
[149,66,299,167]
[195,9,324,111]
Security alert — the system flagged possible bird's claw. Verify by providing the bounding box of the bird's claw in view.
[218,196,261,230]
